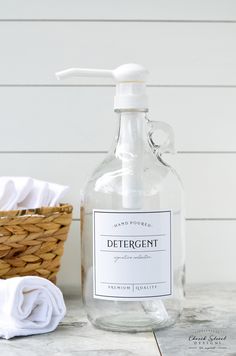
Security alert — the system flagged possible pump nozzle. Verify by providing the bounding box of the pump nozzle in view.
[55,63,149,111]
[56,67,113,80]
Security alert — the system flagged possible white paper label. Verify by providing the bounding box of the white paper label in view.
[93,210,172,301]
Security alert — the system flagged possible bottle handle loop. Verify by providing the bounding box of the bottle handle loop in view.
[146,118,175,156]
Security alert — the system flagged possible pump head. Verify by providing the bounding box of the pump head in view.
[56,63,149,111]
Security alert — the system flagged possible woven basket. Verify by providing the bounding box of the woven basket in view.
[0,204,73,284]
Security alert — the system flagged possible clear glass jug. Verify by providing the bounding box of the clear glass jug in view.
[81,110,185,332]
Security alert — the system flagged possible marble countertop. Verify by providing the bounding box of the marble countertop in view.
[156,284,236,355]
[0,284,235,356]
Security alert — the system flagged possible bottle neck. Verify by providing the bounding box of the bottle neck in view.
[113,110,147,209]
[114,111,146,157]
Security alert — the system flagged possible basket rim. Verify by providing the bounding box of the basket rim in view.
[0,203,73,219]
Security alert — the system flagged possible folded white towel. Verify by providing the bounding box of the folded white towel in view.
[14,177,34,205]
[48,181,70,207]
[0,177,69,211]
[0,177,17,211]
[0,276,66,339]
[20,180,50,209]
[0,177,34,211]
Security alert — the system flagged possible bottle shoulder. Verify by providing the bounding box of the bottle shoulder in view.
[83,151,183,194]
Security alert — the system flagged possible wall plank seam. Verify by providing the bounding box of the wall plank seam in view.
[1,19,236,23]
[1,85,236,88]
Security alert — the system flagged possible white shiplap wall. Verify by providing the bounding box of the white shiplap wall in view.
[0,0,236,290]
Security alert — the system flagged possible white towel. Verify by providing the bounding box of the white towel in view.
[0,177,34,210]
[14,177,34,205]
[48,181,70,207]
[19,179,69,209]
[0,177,69,211]
[0,276,66,339]
[19,180,50,209]
[0,177,17,211]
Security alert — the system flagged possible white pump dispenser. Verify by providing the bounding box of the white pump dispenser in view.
[56,63,148,111]
[57,63,149,210]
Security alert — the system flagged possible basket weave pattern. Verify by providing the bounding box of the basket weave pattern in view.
[0,204,73,283]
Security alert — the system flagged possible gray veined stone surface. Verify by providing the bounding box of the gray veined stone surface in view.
[155,284,236,355]
[0,284,235,356]
[0,295,158,356]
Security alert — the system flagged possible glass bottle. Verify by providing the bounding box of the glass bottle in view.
[80,110,185,332]
[56,64,185,332]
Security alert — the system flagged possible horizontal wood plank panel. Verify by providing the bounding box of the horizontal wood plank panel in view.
[1,22,236,85]
[175,153,236,219]
[186,220,236,283]
[0,153,235,219]
[1,87,236,152]
[0,0,235,21]
[57,220,236,288]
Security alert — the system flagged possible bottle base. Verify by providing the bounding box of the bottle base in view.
[88,311,179,333]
